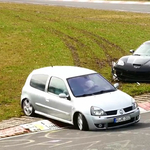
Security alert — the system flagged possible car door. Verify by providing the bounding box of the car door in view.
[44,76,72,121]
[29,74,50,114]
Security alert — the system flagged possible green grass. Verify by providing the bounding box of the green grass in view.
[0,3,150,121]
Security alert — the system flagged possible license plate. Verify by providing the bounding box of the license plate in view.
[114,115,131,123]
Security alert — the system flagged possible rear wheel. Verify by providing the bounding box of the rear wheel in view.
[22,99,35,116]
[77,113,88,131]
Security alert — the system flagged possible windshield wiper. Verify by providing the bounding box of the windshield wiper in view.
[93,90,106,95]
[76,89,115,97]
[93,89,115,95]
[76,93,93,97]
[134,54,141,56]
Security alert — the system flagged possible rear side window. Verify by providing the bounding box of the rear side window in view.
[30,74,48,91]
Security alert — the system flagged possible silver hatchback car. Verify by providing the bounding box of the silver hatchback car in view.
[21,66,140,130]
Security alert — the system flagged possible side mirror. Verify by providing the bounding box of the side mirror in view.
[130,49,134,53]
[59,93,71,100]
[59,93,68,98]
[114,83,119,89]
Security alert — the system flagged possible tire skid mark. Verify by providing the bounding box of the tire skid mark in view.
[77,29,126,65]
[50,28,81,66]
[64,26,126,70]
[51,25,126,71]
[1,5,126,70]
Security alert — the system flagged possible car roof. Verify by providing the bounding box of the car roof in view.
[143,41,150,44]
[32,66,97,79]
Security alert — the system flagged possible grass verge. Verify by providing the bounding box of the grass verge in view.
[0,3,150,121]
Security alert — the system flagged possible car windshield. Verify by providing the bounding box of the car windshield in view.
[67,73,116,97]
[134,42,150,56]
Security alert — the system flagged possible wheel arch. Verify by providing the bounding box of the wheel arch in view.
[21,94,33,108]
[73,111,80,127]
[21,98,28,108]
[73,111,89,130]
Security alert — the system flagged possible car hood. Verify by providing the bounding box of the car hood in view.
[124,55,150,65]
[74,90,133,111]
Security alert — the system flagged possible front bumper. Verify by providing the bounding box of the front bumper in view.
[86,108,140,130]
[112,62,150,82]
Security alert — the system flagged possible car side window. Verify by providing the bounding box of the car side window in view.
[48,77,68,95]
[30,74,48,91]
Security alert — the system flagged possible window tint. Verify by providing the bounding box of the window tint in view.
[48,77,68,95]
[30,74,48,91]
[67,73,116,97]
[134,42,150,56]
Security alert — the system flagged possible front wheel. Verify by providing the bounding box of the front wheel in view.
[77,113,88,131]
[22,99,35,116]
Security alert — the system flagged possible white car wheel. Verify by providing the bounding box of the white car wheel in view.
[77,113,88,131]
[22,99,34,116]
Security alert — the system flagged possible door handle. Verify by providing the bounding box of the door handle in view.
[46,99,49,102]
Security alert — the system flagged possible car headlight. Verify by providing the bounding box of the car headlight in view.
[91,106,105,116]
[131,98,138,109]
[117,60,124,66]
[132,102,138,109]
[112,61,116,67]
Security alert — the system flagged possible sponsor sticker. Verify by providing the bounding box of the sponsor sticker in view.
[20,120,60,132]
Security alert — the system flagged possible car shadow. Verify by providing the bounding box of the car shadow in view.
[32,114,150,132]
[33,114,72,128]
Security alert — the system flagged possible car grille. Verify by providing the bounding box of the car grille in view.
[105,110,117,115]
[124,106,132,112]
[105,106,133,116]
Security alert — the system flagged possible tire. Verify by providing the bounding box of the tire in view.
[77,113,89,131]
[22,99,35,116]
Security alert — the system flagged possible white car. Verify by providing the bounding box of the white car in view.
[21,66,140,130]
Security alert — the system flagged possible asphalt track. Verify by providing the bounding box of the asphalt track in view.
[1,112,150,150]
[0,0,150,13]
